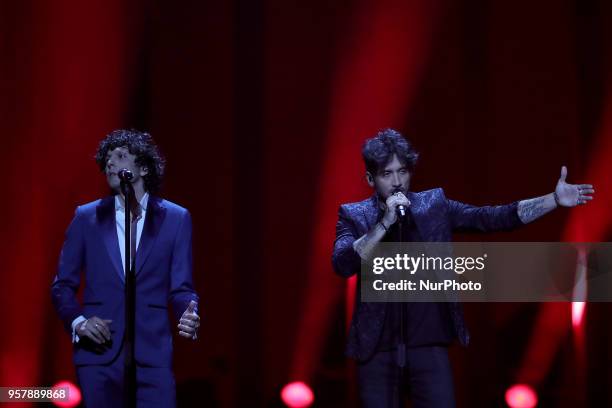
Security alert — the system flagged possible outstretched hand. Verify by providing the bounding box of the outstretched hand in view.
[555,166,595,207]
[177,300,200,340]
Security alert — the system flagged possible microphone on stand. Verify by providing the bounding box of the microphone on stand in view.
[118,168,134,182]
[118,169,135,208]
[118,167,137,406]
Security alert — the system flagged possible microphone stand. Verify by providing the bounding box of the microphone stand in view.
[396,211,406,405]
[120,180,137,407]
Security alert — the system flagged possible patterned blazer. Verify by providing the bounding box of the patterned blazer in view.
[332,188,522,362]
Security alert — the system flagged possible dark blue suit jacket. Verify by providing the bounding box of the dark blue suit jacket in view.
[51,195,198,367]
[332,188,522,362]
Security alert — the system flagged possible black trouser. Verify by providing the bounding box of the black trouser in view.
[357,346,455,408]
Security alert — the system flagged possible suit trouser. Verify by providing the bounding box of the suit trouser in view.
[357,346,455,408]
[76,342,176,408]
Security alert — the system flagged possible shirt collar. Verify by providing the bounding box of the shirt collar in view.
[115,192,149,212]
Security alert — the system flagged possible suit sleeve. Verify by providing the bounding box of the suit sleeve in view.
[169,209,199,321]
[51,207,85,333]
[332,205,362,278]
[448,198,524,232]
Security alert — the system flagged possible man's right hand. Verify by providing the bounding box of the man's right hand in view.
[76,316,113,344]
[382,192,410,226]
[353,192,410,260]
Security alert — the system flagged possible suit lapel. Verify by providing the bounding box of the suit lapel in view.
[407,191,426,239]
[97,196,125,283]
[361,195,379,232]
[135,195,166,275]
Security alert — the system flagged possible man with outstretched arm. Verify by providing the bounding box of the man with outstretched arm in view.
[332,128,594,408]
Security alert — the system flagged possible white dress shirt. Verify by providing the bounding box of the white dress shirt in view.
[115,192,148,273]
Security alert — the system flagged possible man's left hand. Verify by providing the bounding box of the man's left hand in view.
[177,300,200,340]
[555,166,595,207]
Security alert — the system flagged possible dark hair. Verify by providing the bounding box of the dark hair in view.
[362,128,419,175]
[95,129,166,193]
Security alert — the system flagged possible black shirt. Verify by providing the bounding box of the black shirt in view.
[376,211,455,350]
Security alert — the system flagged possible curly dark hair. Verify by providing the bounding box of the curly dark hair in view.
[362,128,419,175]
[95,129,166,194]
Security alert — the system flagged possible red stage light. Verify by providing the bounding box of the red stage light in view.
[51,381,81,408]
[505,384,537,408]
[572,301,586,329]
[281,381,314,408]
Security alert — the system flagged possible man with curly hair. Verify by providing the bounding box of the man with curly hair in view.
[332,128,595,407]
[51,129,199,407]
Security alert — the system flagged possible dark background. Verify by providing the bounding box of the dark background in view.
[1,0,611,406]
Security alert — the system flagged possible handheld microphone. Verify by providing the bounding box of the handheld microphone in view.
[397,204,406,218]
[393,190,408,218]
[118,169,134,182]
